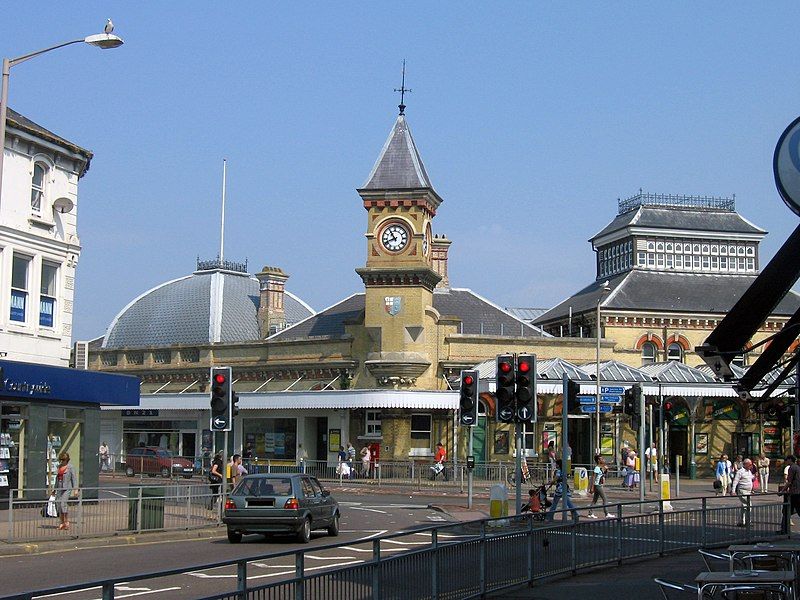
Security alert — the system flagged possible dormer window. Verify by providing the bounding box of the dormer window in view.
[31,163,47,214]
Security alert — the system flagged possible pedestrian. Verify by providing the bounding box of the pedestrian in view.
[644,443,658,483]
[546,459,578,521]
[547,440,557,478]
[54,452,77,531]
[733,454,744,472]
[757,452,770,493]
[624,450,637,490]
[347,442,356,477]
[228,454,246,489]
[337,446,351,479]
[208,452,224,508]
[297,443,308,470]
[433,442,448,481]
[732,457,755,527]
[780,455,800,534]
[242,443,253,460]
[726,455,735,495]
[587,456,612,519]
[360,443,371,477]
[715,454,730,496]
[98,441,110,472]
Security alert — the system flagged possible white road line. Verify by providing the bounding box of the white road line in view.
[36,587,180,599]
[190,561,364,580]
[347,506,388,514]
[104,490,128,498]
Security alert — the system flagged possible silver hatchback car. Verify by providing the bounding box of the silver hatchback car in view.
[222,473,340,543]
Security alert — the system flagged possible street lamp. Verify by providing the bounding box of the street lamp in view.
[595,279,611,455]
[0,24,124,202]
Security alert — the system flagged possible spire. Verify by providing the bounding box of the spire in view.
[361,114,435,191]
[394,59,411,115]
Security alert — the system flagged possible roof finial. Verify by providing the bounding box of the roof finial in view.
[394,59,411,115]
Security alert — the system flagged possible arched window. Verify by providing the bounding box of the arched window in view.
[641,341,657,365]
[31,162,47,214]
[667,342,683,362]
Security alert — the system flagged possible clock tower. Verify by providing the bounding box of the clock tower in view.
[355,109,443,388]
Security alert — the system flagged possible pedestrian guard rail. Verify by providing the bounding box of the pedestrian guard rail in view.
[2,492,789,600]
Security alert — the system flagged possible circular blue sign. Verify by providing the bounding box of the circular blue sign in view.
[773,115,800,217]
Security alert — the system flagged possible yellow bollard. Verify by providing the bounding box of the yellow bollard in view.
[573,467,589,497]
[489,484,509,520]
[660,473,673,511]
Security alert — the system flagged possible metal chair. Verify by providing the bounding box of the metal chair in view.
[739,554,793,572]
[719,585,791,599]
[699,548,734,571]
[653,578,698,599]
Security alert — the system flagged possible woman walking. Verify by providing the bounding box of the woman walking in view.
[208,452,224,509]
[715,454,731,496]
[757,453,770,493]
[587,456,612,519]
[54,452,77,531]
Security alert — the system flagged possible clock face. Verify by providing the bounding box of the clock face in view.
[380,223,409,252]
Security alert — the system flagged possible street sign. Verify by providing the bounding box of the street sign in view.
[581,405,614,414]
[601,386,624,394]
[600,395,623,404]
[577,395,596,404]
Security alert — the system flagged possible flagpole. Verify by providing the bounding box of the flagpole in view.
[220,159,227,263]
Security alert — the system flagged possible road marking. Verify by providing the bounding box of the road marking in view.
[190,561,363,579]
[347,506,388,514]
[36,586,180,599]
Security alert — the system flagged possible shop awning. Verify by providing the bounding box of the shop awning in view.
[102,389,459,411]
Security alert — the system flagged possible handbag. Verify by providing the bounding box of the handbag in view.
[208,472,222,484]
[41,494,58,518]
[713,479,722,490]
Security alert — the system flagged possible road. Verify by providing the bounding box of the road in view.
[0,492,453,599]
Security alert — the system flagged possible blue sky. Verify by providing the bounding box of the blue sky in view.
[3,4,800,341]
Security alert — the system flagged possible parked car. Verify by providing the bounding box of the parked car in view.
[124,447,194,478]
[223,473,340,544]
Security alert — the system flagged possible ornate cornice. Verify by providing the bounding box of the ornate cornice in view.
[355,266,441,292]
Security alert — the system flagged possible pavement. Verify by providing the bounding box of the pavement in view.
[0,475,787,599]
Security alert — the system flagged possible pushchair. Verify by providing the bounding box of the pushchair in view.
[429,462,447,480]
[521,484,551,521]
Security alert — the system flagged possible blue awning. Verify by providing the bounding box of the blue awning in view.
[0,359,139,406]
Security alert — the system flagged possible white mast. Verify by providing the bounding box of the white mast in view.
[219,158,227,263]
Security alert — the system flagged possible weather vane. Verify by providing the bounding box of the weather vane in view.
[394,60,411,115]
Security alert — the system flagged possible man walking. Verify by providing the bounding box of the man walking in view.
[433,442,448,481]
[587,456,612,519]
[645,443,659,484]
[779,455,800,534]
[731,457,755,527]
[546,459,578,521]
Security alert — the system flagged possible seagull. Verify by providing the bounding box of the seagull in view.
[104,19,114,34]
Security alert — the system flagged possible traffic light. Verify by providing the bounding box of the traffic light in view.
[232,392,240,418]
[459,369,479,426]
[515,354,536,423]
[624,384,642,428]
[764,399,792,428]
[565,379,580,413]
[663,399,675,424]
[210,366,232,431]
[496,354,515,423]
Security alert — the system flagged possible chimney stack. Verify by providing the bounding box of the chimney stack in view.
[431,234,451,289]
[256,266,289,337]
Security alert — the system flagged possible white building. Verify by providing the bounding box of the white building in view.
[0,108,91,365]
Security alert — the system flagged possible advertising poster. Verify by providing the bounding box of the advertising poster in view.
[329,429,341,453]
[264,433,276,454]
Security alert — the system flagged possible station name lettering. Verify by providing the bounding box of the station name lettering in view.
[3,378,52,396]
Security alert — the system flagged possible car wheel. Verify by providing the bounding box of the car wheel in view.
[327,512,340,537]
[161,467,171,478]
[227,530,242,544]
[125,466,135,477]
[296,518,311,543]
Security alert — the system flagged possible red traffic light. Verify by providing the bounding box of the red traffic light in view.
[214,373,226,384]
[518,361,531,373]
[499,361,512,373]
[463,375,474,386]
[664,401,673,411]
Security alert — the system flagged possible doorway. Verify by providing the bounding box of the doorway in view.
[180,432,196,459]
[732,432,756,459]
[668,427,689,474]
[315,417,328,461]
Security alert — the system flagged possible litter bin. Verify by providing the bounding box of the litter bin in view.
[128,486,165,531]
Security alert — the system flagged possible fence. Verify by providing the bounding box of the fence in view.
[2,493,788,600]
[6,484,220,543]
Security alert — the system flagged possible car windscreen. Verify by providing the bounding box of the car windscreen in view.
[235,477,293,497]
[156,450,173,458]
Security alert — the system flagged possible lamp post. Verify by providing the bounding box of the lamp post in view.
[595,280,611,454]
[0,26,124,203]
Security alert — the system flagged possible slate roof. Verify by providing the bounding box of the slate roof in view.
[102,270,314,348]
[361,114,434,191]
[505,307,549,322]
[7,107,92,175]
[270,288,549,342]
[638,361,718,383]
[580,360,653,382]
[535,270,800,324]
[591,206,765,242]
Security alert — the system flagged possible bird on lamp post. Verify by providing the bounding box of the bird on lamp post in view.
[104,19,114,34]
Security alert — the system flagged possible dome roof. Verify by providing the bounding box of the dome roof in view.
[102,269,314,349]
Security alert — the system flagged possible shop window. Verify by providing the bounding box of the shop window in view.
[126,352,144,365]
[10,254,30,322]
[521,422,535,455]
[365,410,382,437]
[40,262,58,327]
[667,342,684,362]
[153,350,171,364]
[410,414,432,447]
[241,418,297,459]
[30,163,47,214]
[641,341,657,365]
[101,353,118,366]
[181,348,199,363]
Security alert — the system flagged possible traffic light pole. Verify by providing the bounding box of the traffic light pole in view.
[638,389,645,511]
[659,385,665,486]
[515,424,522,514]
[467,425,474,510]
[561,374,570,522]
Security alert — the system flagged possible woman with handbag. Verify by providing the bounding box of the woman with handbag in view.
[54,452,77,531]
[208,452,224,509]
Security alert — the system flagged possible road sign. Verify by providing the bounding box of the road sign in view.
[577,395,596,404]
[601,386,624,394]
[580,404,614,414]
[600,395,623,404]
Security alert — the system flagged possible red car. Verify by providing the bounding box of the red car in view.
[124,447,194,478]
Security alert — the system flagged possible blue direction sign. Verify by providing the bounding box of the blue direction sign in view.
[581,405,614,414]
[601,395,623,404]
[601,386,624,394]
[577,395,596,405]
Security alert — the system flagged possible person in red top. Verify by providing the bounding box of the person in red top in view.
[433,442,448,481]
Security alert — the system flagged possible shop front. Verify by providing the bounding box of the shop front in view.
[0,359,138,505]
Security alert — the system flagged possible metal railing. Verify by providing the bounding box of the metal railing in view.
[6,484,221,542]
[3,493,788,600]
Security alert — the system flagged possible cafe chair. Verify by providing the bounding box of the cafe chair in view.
[653,578,699,599]
[739,554,793,572]
[719,585,791,599]
[699,548,734,571]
